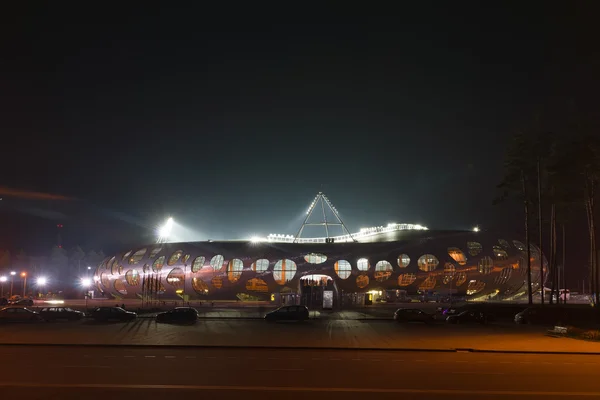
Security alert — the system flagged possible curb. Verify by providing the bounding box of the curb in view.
[0,342,599,355]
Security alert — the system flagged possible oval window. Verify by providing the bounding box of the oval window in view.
[246,278,269,292]
[210,255,224,271]
[374,260,393,282]
[192,277,209,295]
[478,256,494,274]
[129,248,147,265]
[356,275,369,288]
[467,280,486,295]
[148,247,162,259]
[493,246,509,260]
[168,250,183,266]
[447,248,467,265]
[417,254,439,272]
[398,273,416,286]
[273,259,297,284]
[467,242,483,256]
[335,260,351,279]
[166,268,185,288]
[121,251,132,262]
[182,254,191,264]
[498,239,511,249]
[192,256,205,273]
[227,259,244,282]
[125,270,140,286]
[153,255,166,272]
[419,275,436,290]
[513,240,526,251]
[304,253,327,264]
[398,254,410,268]
[114,279,127,295]
[357,258,370,271]
[252,259,269,273]
[211,276,223,289]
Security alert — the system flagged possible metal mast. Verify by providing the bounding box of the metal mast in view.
[293,192,356,243]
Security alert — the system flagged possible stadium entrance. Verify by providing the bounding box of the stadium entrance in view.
[299,274,337,309]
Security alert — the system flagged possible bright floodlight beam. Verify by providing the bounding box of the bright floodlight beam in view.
[81,278,92,287]
[157,217,174,243]
[473,226,480,232]
[36,277,47,286]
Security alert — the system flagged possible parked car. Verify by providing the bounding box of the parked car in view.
[0,307,42,322]
[264,305,309,322]
[90,307,136,322]
[156,307,199,324]
[394,308,434,323]
[446,310,492,324]
[39,307,85,321]
[9,298,34,306]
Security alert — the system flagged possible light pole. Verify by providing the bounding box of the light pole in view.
[0,276,6,298]
[10,271,16,297]
[81,278,91,311]
[21,272,27,297]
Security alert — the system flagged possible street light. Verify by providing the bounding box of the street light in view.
[0,276,6,298]
[21,272,27,297]
[81,278,92,310]
[36,277,47,299]
[157,217,174,243]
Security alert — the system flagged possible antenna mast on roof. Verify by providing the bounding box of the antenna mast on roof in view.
[293,192,356,243]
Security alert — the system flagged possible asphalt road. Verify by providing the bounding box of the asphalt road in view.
[1,345,599,399]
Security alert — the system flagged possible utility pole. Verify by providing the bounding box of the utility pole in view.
[537,159,544,305]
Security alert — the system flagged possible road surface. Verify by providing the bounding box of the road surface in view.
[1,345,599,399]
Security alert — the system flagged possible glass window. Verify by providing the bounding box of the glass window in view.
[478,256,494,275]
[374,260,393,282]
[443,262,456,284]
[252,259,269,273]
[143,264,151,274]
[417,254,439,272]
[227,259,244,282]
[467,242,483,256]
[513,240,526,251]
[356,275,369,288]
[273,259,297,285]
[447,248,467,265]
[129,248,147,264]
[148,247,162,259]
[168,250,183,266]
[121,251,132,261]
[494,267,513,285]
[398,273,416,286]
[397,254,410,268]
[419,275,436,290]
[493,246,509,260]
[192,277,209,295]
[334,260,351,279]
[192,256,205,273]
[210,255,224,271]
[304,253,327,264]
[498,239,511,249]
[114,279,127,295]
[153,255,166,272]
[455,272,467,286]
[100,273,110,288]
[166,268,184,288]
[245,278,269,292]
[357,258,370,271]
[211,276,223,289]
[125,270,140,286]
[467,280,486,295]
[182,254,191,264]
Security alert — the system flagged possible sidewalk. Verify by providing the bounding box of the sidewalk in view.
[1,318,600,354]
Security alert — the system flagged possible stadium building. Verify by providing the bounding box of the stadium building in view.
[93,193,545,306]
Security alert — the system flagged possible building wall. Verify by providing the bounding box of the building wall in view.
[93,230,546,300]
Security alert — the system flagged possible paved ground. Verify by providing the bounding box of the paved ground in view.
[1,318,599,353]
[0,345,599,399]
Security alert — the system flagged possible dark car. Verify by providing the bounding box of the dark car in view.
[0,298,7,306]
[90,307,136,322]
[0,307,42,322]
[156,307,199,324]
[9,298,34,306]
[264,305,309,322]
[446,310,492,324]
[39,307,85,321]
[394,308,434,323]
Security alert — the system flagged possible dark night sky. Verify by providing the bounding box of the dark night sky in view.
[0,3,597,255]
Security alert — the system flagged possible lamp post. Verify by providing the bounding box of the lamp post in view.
[10,271,16,297]
[21,272,27,297]
[0,276,6,298]
[81,278,91,311]
[36,277,47,299]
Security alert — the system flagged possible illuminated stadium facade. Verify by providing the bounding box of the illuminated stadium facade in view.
[94,193,546,304]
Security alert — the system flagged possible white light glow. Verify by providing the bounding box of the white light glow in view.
[157,217,174,242]
[473,226,480,232]
[44,300,64,305]
[80,278,92,287]
[36,277,47,286]
[0,276,6,283]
